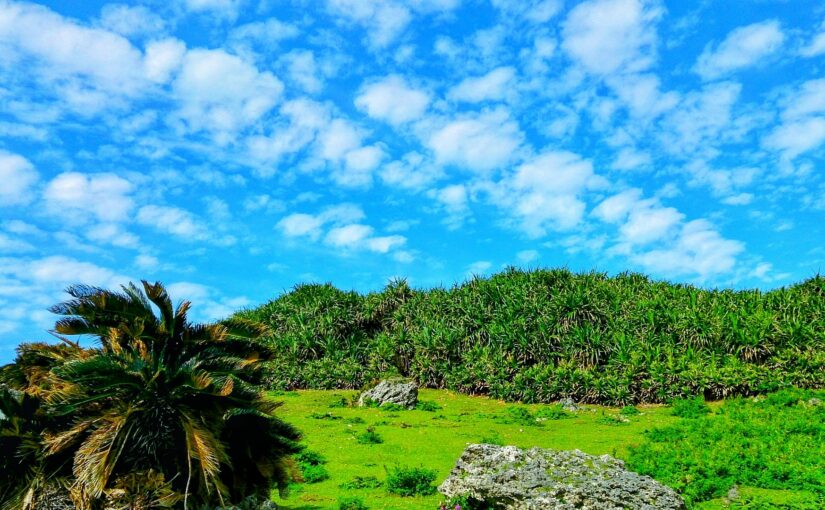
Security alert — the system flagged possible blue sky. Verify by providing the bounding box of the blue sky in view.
[1,0,824,360]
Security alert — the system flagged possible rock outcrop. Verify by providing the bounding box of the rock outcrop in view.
[358,379,418,409]
[438,444,685,510]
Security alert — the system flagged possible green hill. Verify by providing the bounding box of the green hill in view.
[236,268,825,405]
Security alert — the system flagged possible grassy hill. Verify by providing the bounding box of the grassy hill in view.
[236,268,824,405]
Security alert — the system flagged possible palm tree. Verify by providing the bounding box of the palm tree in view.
[2,281,301,509]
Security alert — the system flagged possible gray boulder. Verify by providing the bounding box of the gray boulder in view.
[438,444,685,510]
[358,379,418,409]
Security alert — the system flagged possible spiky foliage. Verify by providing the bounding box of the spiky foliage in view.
[1,281,301,509]
[237,268,825,405]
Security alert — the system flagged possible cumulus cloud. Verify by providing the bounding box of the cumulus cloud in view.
[326,0,413,48]
[488,151,606,237]
[0,2,149,98]
[562,0,664,75]
[694,20,784,80]
[631,220,744,279]
[427,109,523,173]
[43,172,134,223]
[355,76,430,124]
[136,205,210,241]
[277,204,406,254]
[172,49,283,142]
[0,151,39,206]
[764,79,825,158]
[800,20,825,58]
[448,66,516,103]
[98,3,167,38]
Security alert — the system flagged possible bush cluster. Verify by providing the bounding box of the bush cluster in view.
[385,466,438,496]
[628,388,825,506]
[236,268,825,405]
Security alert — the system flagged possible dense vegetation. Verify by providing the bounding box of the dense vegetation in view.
[236,268,825,404]
[0,282,301,510]
[628,388,825,507]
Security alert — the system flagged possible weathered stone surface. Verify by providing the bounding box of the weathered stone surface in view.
[358,379,418,409]
[438,444,685,510]
[558,397,584,413]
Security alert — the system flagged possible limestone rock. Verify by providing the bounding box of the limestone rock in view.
[358,379,418,409]
[438,444,685,510]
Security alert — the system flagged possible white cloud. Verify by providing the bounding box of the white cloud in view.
[86,223,140,249]
[427,109,523,173]
[430,184,470,229]
[0,151,39,206]
[172,49,283,142]
[135,254,160,271]
[326,0,412,48]
[763,117,825,158]
[183,0,242,17]
[490,151,606,237]
[0,255,129,288]
[620,205,684,245]
[448,66,516,103]
[281,50,324,94]
[800,21,825,58]
[355,76,430,124]
[764,79,825,158]
[466,260,492,276]
[516,249,539,264]
[43,172,134,222]
[136,205,209,240]
[592,188,643,223]
[0,233,34,253]
[562,0,664,75]
[694,20,785,80]
[278,205,406,254]
[658,81,741,157]
[228,17,300,52]
[277,213,325,240]
[380,152,443,190]
[631,220,744,279]
[144,38,186,83]
[99,4,167,38]
[491,0,562,23]
[0,2,148,97]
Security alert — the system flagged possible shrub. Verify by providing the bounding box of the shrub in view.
[357,427,384,444]
[339,475,382,489]
[620,405,640,416]
[628,389,825,506]
[296,450,329,484]
[300,464,329,483]
[500,406,540,426]
[479,433,504,446]
[338,496,369,510]
[385,466,438,496]
[535,405,571,420]
[671,396,711,418]
[236,269,825,405]
[416,400,442,412]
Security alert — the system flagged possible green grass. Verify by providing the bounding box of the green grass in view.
[274,389,824,509]
[274,389,681,509]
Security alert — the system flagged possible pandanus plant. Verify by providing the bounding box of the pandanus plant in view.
[1,281,301,510]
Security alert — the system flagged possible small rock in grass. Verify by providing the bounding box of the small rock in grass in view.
[358,379,418,409]
[438,444,685,510]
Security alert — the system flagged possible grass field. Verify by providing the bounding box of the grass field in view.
[272,389,824,510]
[273,389,673,509]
